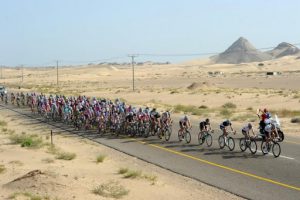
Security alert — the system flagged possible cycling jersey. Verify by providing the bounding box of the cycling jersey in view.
[220,121,231,130]
[199,121,208,130]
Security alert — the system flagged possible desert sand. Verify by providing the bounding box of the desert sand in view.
[0,105,242,200]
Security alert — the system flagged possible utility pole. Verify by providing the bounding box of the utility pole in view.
[56,60,59,86]
[128,54,138,91]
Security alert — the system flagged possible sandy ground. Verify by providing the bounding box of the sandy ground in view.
[0,108,243,200]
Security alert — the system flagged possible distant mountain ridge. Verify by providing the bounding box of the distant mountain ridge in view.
[211,37,299,64]
[267,42,300,58]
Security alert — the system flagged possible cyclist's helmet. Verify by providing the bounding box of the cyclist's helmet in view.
[205,118,210,123]
[184,115,188,120]
[248,123,252,129]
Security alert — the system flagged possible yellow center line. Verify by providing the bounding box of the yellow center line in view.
[123,136,300,191]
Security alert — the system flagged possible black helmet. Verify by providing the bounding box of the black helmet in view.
[205,118,210,123]
[248,123,252,129]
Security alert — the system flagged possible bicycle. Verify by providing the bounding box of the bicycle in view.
[239,136,257,154]
[159,122,172,141]
[198,130,213,147]
[178,127,191,143]
[218,131,235,151]
[261,138,281,158]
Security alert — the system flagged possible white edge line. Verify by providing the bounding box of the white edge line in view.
[256,150,295,160]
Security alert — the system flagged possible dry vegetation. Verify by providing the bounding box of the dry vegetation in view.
[92,180,129,199]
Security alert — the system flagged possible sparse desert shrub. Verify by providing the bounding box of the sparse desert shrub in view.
[222,102,237,109]
[8,192,46,200]
[173,104,212,116]
[0,120,7,126]
[246,107,253,111]
[220,109,232,118]
[170,89,179,94]
[0,164,5,174]
[47,145,61,155]
[123,170,142,179]
[293,94,300,99]
[2,128,8,132]
[42,158,55,163]
[9,134,43,148]
[142,174,158,184]
[291,117,300,123]
[258,63,264,66]
[275,109,300,117]
[118,168,129,174]
[93,180,129,199]
[55,151,76,160]
[231,114,256,122]
[199,105,208,109]
[96,154,106,163]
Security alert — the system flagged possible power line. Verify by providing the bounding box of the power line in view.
[61,56,127,65]
[137,42,300,57]
[2,42,300,67]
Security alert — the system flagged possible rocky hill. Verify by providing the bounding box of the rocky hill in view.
[211,37,272,64]
[267,42,300,58]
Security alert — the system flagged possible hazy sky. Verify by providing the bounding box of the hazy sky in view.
[1,0,300,66]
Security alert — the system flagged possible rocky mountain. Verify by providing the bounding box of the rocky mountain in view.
[211,37,272,64]
[267,42,300,58]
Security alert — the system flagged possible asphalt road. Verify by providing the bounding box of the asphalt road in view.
[1,103,299,200]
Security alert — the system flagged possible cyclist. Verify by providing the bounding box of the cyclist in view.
[199,118,211,132]
[220,119,235,137]
[257,108,271,133]
[161,110,172,127]
[150,108,161,130]
[241,123,255,139]
[179,115,191,134]
[264,119,279,141]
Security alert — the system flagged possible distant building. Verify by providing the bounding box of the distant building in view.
[266,71,281,76]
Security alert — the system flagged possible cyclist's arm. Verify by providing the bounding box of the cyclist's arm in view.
[251,128,255,136]
[188,120,191,128]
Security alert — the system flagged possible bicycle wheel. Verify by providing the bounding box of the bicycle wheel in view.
[165,128,171,141]
[198,132,205,145]
[205,133,213,147]
[239,138,247,152]
[218,135,225,149]
[143,126,150,138]
[178,131,183,142]
[228,137,235,151]
[277,130,284,142]
[250,140,257,154]
[150,125,156,136]
[158,130,162,139]
[272,142,281,158]
[185,131,191,144]
[261,141,269,155]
